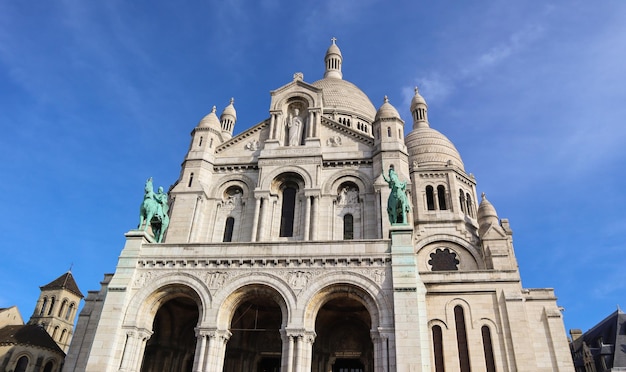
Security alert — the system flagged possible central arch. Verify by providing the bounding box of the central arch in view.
[221,284,288,372]
[306,284,378,372]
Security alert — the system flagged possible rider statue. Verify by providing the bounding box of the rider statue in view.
[382,166,410,224]
[138,178,170,243]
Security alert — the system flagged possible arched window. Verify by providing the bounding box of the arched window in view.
[437,185,447,210]
[47,297,56,316]
[279,186,297,237]
[432,325,445,372]
[43,361,54,372]
[15,356,28,372]
[223,217,235,242]
[188,173,194,187]
[343,214,354,240]
[39,297,48,316]
[387,127,391,137]
[52,326,59,340]
[66,303,75,320]
[58,299,68,317]
[454,306,470,372]
[198,136,203,147]
[60,329,67,343]
[426,186,435,210]
[459,189,466,213]
[465,193,473,217]
[482,326,496,372]
[209,138,214,148]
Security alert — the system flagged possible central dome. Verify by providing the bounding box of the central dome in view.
[311,77,377,122]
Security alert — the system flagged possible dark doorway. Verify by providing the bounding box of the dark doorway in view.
[257,357,280,372]
[223,289,283,372]
[333,358,364,372]
[140,297,198,372]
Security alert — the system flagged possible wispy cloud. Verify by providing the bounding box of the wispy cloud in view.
[406,21,545,106]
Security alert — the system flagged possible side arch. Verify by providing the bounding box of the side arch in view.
[300,271,391,330]
[122,272,211,330]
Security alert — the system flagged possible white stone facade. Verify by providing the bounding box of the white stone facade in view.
[64,40,574,372]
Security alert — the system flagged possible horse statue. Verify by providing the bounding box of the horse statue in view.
[383,167,411,224]
[138,177,170,243]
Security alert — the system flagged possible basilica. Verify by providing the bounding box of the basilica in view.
[64,40,574,371]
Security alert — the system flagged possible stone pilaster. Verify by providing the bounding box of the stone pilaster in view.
[389,225,430,371]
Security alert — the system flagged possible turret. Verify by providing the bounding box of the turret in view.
[28,271,83,352]
[373,96,406,151]
[410,86,429,129]
[477,193,518,270]
[189,106,221,156]
[220,97,237,140]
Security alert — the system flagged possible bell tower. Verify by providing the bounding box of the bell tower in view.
[28,271,83,352]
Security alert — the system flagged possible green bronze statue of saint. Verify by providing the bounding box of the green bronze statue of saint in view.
[382,166,410,224]
[138,178,170,243]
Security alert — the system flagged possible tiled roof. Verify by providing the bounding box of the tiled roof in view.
[41,271,84,298]
[0,324,64,355]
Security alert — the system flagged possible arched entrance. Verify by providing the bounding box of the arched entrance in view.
[312,296,373,372]
[140,296,199,372]
[223,286,284,372]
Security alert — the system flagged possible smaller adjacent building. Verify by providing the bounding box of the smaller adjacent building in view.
[570,307,626,372]
[0,271,83,372]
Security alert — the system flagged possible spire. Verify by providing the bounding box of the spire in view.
[410,86,429,129]
[324,37,343,79]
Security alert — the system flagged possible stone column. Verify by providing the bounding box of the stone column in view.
[205,329,231,372]
[301,331,316,372]
[310,195,318,240]
[251,197,261,242]
[303,195,311,241]
[119,327,153,372]
[281,330,295,372]
[192,328,210,372]
[372,328,393,372]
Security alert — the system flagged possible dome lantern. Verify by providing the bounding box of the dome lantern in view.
[410,86,429,129]
[324,37,343,79]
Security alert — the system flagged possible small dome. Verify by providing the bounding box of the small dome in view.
[375,96,401,121]
[198,106,220,129]
[311,78,376,122]
[326,38,342,57]
[221,97,236,118]
[405,126,464,169]
[478,193,500,235]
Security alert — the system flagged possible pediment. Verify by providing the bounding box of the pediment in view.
[214,120,270,159]
[320,116,374,149]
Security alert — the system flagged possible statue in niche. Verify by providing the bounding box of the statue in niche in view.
[382,167,410,224]
[338,186,359,205]
[286,108,304,146]
[138,177,170,243]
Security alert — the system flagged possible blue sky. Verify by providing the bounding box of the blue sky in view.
[1,1,625,335]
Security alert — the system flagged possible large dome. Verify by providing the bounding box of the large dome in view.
[405,126,464,169]
[311,77,377,122]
